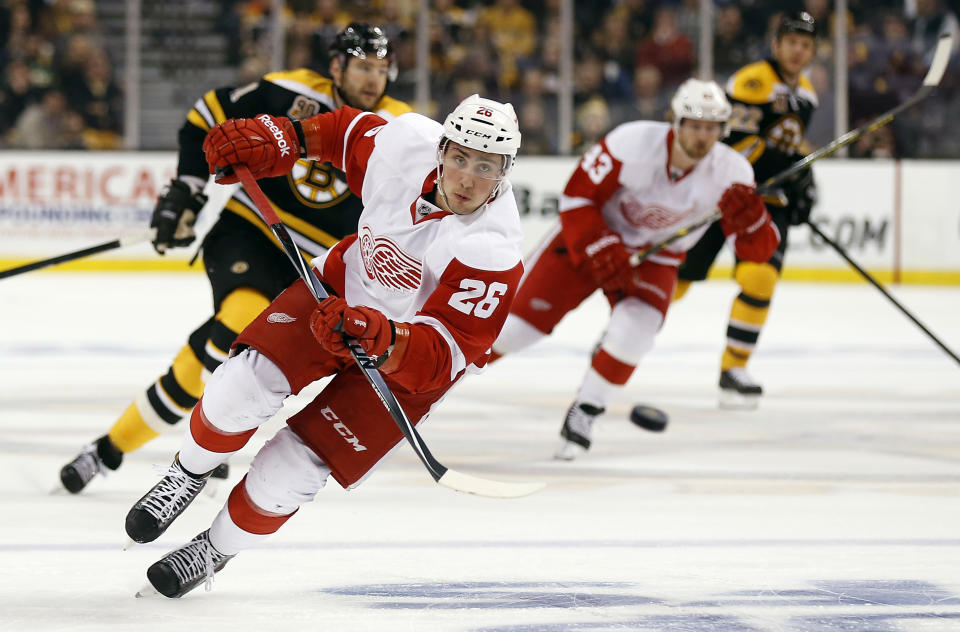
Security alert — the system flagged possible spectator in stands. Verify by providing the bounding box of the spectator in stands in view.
[592,8,635,79]
[910,0,960,58]
[476,0,536,90]
[62,47,122,148]
[8,88,82,149]
[572,95,611,154]
[714,5,761,80]
[630,63,668,121]
[518,98,555,155]
[574,51,631,108]
[0,59,40,136]
[634,6,694,89]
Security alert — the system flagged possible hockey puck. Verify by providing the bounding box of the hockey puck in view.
[629,404,668,432]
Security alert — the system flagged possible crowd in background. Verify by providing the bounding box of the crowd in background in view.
[0,0,122,149]
[2,0,960,157]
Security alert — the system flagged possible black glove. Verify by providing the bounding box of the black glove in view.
[150,179,208,254]
[783,167,817,226]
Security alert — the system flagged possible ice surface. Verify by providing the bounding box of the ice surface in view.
[1,272,958,631]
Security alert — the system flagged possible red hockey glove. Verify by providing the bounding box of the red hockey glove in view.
[719,183,768,236]
[202,114,300,183]
[310,297,394,360]
[583,230,632,295]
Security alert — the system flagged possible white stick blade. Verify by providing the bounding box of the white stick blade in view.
[438,469,545,499]
[922,33,953,86]
[119,228,157,247]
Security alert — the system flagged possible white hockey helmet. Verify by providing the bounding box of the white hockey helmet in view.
[442,94,521,175]
[670,79,732,137]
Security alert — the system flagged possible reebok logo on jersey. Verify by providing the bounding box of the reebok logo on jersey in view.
[257,115,291,157]
[266,312,297,323]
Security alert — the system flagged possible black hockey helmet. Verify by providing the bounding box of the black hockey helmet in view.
[776,11,816,39]
[329,22,398,81]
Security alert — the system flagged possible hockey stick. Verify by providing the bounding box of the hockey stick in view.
[230,165,544,498]
[629,32,954,267]
[0,229,156,280]
[806,220,960,366]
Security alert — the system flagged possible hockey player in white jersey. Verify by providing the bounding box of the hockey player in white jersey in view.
[124,94,523,598]
[491,79,780,460]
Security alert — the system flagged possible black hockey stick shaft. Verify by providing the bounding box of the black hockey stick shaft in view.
[630,33,954,267]
[0,229,156,280]
[231,165,447,482]
[805,220,960,367]
[230,165,544,497]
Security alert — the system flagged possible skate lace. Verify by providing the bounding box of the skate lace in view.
[141,463,206,522]
[164,532,227,593]
[69,445,103,483]
[564,406,594,439]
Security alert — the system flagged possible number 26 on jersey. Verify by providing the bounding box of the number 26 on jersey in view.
[448,279,508,318]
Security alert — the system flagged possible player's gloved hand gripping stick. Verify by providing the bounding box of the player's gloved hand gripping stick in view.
[223,164,545,498]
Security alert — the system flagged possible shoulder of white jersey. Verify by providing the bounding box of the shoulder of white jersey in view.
[604,120,670,163]
[373,95,413,120]
[262,69,337,110]
[708,142,756,187]
[372,112,442,158]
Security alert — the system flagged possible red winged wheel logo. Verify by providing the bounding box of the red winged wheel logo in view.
[359,226,422,292]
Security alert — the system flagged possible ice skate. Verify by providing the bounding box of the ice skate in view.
[59,435,123,494]
[719,367,762,409]
[143,530,234,598]
[125,454,212,544]
[555,402,604,460]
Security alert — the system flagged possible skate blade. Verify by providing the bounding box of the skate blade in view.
[202,477,223,499]
[135,582,162,599]
[122,537,137,551]
[554,440,587,461]
[718,389,760,410]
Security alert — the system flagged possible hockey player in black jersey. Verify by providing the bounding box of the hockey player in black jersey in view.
[59,23,412,493]
[675,11,818,408]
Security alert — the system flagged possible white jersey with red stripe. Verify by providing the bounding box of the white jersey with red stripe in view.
[560,120,755,266]
[308,108,524,385]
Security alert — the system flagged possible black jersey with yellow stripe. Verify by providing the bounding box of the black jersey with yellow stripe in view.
[177,68,412,258]
[723,59,818,184]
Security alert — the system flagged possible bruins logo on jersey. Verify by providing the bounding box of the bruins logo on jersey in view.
[287,160,351,207]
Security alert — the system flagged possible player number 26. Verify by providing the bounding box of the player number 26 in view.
[448,279,508,318]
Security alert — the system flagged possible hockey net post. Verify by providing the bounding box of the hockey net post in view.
[629,33,954,268]
[229,165,545,499]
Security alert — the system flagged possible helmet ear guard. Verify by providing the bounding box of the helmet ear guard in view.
[670,79,732,137]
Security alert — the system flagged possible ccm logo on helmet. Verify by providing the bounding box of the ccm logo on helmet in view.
[465,129,493,140]
[257,114,291,157]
